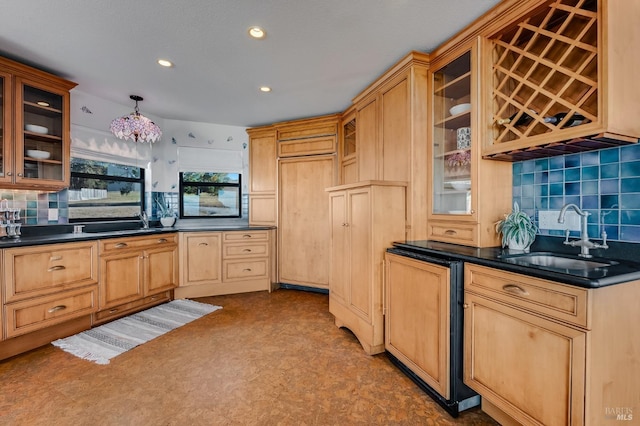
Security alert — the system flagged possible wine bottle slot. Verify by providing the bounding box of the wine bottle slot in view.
[497,111,586,128]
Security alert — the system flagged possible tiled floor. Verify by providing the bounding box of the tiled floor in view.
[0,289,498,425]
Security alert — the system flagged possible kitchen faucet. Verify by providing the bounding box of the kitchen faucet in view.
[557,203,608,258]
[139,211,149,229]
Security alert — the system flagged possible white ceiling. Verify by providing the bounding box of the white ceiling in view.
[0,0,500,128]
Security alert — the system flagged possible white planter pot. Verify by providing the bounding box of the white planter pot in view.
[507,236,531,252]
[160,217,176,227]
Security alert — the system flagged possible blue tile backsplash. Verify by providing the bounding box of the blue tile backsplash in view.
[513,144,640,243]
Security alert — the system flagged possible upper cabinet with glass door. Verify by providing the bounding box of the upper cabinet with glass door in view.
[428,40,511,248]
[0,56,76,190]
[431,50,473,217]
[482,0,640,160]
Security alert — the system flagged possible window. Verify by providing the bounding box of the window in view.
[69,158,144,221]
[179,172,241,218]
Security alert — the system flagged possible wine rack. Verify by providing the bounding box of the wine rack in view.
[485,0,638,161]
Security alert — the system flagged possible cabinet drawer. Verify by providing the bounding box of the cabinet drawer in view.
[428,221,478,246]
[99,233,178,253]
[465,264,589,328]
[223,259,268,281]
[223,242,269,259]
[4,286,98,338]
[278,136,336,157]
[223,230,269,242]
[4,241,98,302]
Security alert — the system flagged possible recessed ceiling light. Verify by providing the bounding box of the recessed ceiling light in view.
[248,26,266,39]
[260,86,272,92]
[157,59,173,67]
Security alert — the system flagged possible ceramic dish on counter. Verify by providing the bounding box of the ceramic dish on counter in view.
[25,124,49,134]
[26,149,51,159]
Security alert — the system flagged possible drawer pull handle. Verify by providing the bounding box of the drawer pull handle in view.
[243,249,252,252]
[48,305,67,313]
[115,243,128,248]
[444,229,457,235]
[198,242,209,246]
[502,284,530,296]
[109,308,119,314]
[158,238,168,243]
[50,255,63,261]
[242,234,252,238]
[243,268,252,272]
[48,265,66,272]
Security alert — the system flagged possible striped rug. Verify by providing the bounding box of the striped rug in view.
[52,299,221,364]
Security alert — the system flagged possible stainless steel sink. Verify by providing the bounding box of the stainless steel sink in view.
[499,252,618,271]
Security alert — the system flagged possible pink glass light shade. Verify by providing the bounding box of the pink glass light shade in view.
[110,95,162,143]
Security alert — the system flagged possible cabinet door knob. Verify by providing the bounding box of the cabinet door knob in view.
[6,172,12,176]
[17,173,23,177]
[463,303,469,309]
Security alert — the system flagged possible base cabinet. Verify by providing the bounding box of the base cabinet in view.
[175,230,270,298]
[327,181,406,355]
[1,241,99,360]
[96,234,178,324]
[464,264,640,426]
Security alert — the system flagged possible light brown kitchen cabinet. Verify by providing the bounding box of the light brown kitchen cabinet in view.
[384,252,450,397]
[327,181,406,355]
[350,52,429,240]
[427,39,511,247]
[464,264,640,425]
[2,241,99,339]
[0,56,76,190]
[176,230,270,298]
[481,0,640,160]
[96,234,177,323]
[247,126,277,225]
[278,154,336,289]
[1,241,99,361]
[276,114,338,290]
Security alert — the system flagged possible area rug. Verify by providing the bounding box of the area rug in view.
[52,299,221,365]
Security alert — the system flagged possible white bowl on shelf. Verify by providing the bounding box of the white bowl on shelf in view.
[449,103,471,116]
[450,180,471,190]
[448,210,468,214]
[26,149,51,159]
[25,124,48,134]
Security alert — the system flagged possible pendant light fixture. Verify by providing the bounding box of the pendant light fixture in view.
[110,95,162,143]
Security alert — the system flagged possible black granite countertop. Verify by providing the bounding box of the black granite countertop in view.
[390,237,640,288]
[0,220,275,249]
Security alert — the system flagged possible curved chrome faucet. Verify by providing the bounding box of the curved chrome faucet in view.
[558,203,608,258]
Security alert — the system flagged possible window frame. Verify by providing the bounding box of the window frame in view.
[69,158,146,223]
[178,172,242,219]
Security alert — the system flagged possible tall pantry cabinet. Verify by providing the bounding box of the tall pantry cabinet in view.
[326,181,406,354]
[247,114,339,290]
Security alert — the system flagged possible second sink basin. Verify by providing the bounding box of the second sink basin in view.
[499,252,618,272]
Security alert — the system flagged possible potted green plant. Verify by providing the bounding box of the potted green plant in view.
[155,194,176,227]
[495,202,538,251]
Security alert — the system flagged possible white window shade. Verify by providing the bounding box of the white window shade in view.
[71,124,152,168]
[178,146,243,173]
